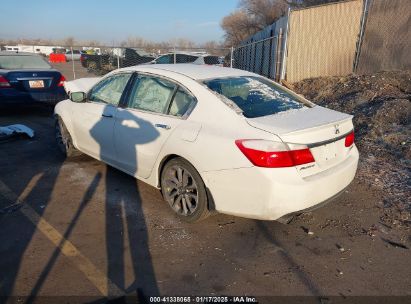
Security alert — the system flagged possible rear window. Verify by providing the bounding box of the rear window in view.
[204,56,220,65]
[0,55,51,69]
[204,76,308,118]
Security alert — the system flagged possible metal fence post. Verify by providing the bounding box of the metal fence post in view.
[275,29,283,82]
[70,46,76,79]
[354,0,369,73]
[117,48,120,69]
[230,46,234,68]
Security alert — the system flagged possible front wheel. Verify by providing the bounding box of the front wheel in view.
[55,117,80,158]
[161,158,210,222]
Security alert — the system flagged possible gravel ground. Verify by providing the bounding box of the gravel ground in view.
[293,71,411,234]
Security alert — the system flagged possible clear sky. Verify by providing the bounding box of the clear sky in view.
[0,0,239,44]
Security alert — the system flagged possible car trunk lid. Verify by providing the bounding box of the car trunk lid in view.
[246,106,354,177]
[4,69,62,92]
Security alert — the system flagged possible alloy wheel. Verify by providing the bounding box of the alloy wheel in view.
[163,165,199,216]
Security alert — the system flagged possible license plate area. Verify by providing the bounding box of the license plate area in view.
[319,142,338,161]
[311,141,339,165]
[29,80,44,88]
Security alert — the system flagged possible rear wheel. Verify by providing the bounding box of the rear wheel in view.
[87,61,97,71]
[161,158,210,222]
[55,117,80,158]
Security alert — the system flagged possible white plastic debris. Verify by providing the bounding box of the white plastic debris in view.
[0,124,34,138]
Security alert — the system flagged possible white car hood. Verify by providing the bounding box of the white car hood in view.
[64,77,101,94]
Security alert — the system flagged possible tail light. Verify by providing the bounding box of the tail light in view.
[0,75,11,88]
[57,75,66,87]
[345,131,355,147]
[235,140,315,168]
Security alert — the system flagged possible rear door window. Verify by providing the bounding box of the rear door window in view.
[204,76,309,118]
[176,54,198,63]
[204,56,220,65]
[127,75,177,114]
[168,87,196,117]
[156,54,173,64]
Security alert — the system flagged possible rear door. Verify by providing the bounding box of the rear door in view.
[71,73,132,163]
[114,73,197,178]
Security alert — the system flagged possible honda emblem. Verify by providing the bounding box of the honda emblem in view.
[334,124,340,135]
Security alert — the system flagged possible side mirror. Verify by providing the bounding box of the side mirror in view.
[70,92,86,103]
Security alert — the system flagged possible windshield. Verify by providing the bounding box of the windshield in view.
[204,76,309,118]
[0,55,51,70]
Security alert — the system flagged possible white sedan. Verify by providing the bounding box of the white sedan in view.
[55,64,359,223]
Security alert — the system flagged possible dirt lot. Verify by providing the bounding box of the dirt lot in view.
[0,65,410,303]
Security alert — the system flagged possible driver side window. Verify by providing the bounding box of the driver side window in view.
[89,73,132,106]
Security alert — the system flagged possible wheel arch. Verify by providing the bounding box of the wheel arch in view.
[54,102,76,147]
[156,153,216,211]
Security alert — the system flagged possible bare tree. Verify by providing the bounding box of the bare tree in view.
[221,0,345,46]
[221,10,261,46]
[221,0,288,46]
[62,36,75,47]
[240,0,288,29]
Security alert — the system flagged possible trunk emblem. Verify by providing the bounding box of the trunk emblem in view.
[32,73,37,77]
[334,124,340,134]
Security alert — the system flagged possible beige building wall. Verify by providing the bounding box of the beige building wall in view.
[286,0,363,82]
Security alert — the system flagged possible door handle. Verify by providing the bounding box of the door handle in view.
[155,123,171,130]
[102,113,113,118]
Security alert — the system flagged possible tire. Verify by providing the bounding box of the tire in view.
[161,158,210,223]
[87,61,97,71]
[55,117,80,158]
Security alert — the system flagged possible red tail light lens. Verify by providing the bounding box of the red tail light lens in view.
[235,140,315,168]
[345,131,355,147]
[0,76,11,88]
[58,75,66,87]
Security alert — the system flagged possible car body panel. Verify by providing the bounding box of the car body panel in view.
[55,64,359,221]
[202,146,358,220]
[0,52,66,105]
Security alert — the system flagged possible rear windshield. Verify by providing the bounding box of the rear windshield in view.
[204,76,308,118]
[0,55,51,70]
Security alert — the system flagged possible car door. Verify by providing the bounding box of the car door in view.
[114,73,197,178]
[71,73,132,163]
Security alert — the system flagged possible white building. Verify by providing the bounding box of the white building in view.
[4,44,63,55]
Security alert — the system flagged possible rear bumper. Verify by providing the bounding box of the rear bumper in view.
[202,146,359,221]
[0,87,67,105]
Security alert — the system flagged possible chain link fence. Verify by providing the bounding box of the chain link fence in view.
[42,45,232,81]
[231,34,284,82]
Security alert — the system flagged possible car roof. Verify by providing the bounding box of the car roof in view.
[0,51,41,56]
[124,64,256,80]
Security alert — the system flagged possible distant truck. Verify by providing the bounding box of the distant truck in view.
[80,48,154,74]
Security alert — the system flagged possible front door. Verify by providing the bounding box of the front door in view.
[114,74,196,179]
[71,73,132,163]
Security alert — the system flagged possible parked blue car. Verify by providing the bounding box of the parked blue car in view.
[0,52,67,106]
